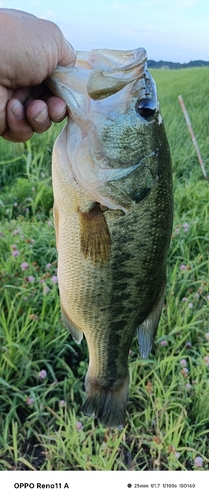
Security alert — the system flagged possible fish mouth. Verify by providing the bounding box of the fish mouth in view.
[76,47,147,71]
[47,47,148,101]
[87,50,147,99]
[86,49,147,100]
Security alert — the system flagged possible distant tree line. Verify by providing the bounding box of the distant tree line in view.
[147,59,209,69]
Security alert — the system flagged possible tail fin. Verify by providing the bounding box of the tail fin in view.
[82,375,129,428]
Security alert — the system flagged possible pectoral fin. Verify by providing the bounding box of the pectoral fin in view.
[78,203,111,264]
[61,305,83,344]
[137,285,166,358]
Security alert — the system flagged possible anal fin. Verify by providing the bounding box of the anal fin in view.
[61,305,83,344]
[137,285,166,358]
[78,203,111,264]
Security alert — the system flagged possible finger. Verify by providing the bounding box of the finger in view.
[12,87,32,102]
[46,96,67,123]
[25,99,52,133]
[3,98,34,142]
[13,86,67,123]
[0,85,12,136]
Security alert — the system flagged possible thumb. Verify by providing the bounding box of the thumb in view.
[56,31,77,68]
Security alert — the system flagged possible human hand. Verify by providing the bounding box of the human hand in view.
[0,9,76,142]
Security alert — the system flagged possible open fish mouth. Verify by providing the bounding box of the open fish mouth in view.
[47,47,148,102]
[76,47,148,99]
[76,47,148,70]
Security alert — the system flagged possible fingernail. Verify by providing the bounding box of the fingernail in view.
[53,111,66,123]
[33,108,48,124]
[11,102,25,120]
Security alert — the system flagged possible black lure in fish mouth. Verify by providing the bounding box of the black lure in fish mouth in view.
[135,98,156,119]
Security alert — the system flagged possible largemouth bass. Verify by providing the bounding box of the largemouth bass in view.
[47,47,173,428]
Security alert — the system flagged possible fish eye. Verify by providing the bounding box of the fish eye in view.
[135,99,156,119]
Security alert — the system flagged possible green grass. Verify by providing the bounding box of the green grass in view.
[0,67,209,471]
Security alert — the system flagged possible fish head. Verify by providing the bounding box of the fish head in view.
[89,68,159,168]
[86,68,163,211]
[47,48,170,212]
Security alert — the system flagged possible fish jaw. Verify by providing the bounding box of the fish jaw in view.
[76,47,147,71]
[76,47,147,99]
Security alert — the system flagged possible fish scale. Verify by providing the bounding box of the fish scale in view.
[47,47,173,427]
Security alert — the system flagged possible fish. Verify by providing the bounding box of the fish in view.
[46,47,173,428]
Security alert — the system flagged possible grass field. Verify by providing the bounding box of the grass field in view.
[0,67,209,471]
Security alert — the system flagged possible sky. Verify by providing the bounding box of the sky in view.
[1,0,209,63]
